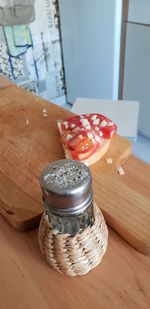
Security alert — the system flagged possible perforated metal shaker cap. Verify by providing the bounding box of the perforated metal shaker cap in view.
[40,159,93,215]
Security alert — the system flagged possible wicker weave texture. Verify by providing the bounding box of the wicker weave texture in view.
[38,204,108,276]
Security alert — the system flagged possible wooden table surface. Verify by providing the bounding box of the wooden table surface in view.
[0,77,150,309]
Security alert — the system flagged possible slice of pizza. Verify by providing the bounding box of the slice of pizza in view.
[57,114,117,166]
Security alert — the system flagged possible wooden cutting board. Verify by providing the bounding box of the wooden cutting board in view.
[0,84,150,256]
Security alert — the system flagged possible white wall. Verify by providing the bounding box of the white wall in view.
[113,0,123,99]
[128,0,150,24]
[59,0,123,103]
[123,1,150,137]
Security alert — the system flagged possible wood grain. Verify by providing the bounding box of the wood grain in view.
[0,75,15,89]
[0,82,150,257]
[0,84,130,229]
[0,78,150,308]
[0,214,150,309]
[0,85,71,230]
[92,168,150,255]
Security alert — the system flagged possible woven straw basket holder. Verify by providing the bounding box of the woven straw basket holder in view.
[38,203,108,276]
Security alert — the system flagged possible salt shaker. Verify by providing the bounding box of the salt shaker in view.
[38,159,108,276]
[40,159,94,235]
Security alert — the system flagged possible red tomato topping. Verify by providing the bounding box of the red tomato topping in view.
[59,113,117,160]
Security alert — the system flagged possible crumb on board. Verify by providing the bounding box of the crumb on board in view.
[42,108,47,113]
[106,157,113,164]
[43,113,48,117]
[117,166,125,175]
[25,119,30,125]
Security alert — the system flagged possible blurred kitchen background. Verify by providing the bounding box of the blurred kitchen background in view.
[0,0,149,163]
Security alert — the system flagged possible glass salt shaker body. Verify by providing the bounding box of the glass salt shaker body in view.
[40,159,95,235]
